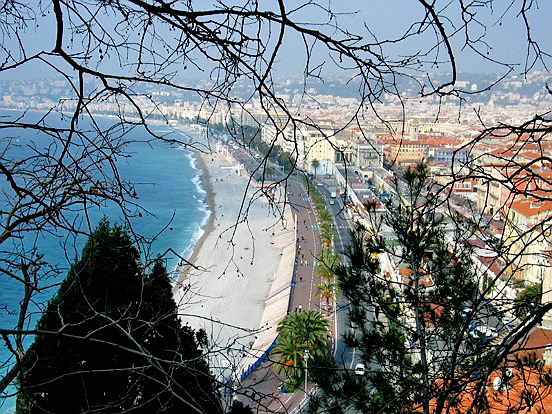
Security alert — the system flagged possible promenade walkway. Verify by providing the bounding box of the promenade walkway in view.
[235,180,337,413]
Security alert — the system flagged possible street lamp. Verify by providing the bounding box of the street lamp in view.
[303,349,310,395]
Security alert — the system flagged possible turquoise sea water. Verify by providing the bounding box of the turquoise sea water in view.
[0,113,208,413]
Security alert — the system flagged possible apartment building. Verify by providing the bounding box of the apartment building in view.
[473,146,552,288]
[260,122,335,172]
[503,195,552,285]
[353,141,384,169]
[385,139,426,165]
[374,118,463,136]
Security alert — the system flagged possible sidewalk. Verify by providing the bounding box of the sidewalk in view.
[234,180,338,413]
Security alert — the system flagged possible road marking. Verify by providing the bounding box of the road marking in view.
[275,394,294,412]
[349,346,357,370]
[309,200,317,310]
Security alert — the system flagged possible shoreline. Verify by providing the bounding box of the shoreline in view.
[175,149,216,290]
[172,137,288,365]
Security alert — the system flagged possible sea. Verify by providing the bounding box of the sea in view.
[0,111,210,413]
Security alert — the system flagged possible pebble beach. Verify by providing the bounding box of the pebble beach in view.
[173,145,290,373]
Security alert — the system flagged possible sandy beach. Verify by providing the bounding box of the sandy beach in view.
[174,143,293,374]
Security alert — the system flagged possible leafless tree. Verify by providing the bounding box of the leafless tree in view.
[0,0,550,412]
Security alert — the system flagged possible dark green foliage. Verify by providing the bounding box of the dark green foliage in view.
[16,219,221,414]
[302,175,337,246]
[311,164,499,413]
[311,159,320,178]
[515,282,542,321]
[272,311,330,390]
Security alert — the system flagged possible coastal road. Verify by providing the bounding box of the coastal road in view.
[264,180,357,413]
[287,180,322,315]
[312,181,361,380]
[236,179,330,413]
[221,144,356,412]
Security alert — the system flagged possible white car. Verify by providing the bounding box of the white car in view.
[470,325,499,340]
[354,363,365,375]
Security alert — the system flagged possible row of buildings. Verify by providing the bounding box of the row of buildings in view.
[147,76,552,414]
[3,77,549,317]
[217,107,551,324]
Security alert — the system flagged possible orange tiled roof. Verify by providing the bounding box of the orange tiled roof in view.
[425,365,552,414]
[512,328,552,362]
[418,138,460,147]
[412,329,552,414]
[510,196,552,218]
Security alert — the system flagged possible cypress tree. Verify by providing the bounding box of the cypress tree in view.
[16,219,221,413]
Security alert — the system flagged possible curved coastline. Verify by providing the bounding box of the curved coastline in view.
[174,150,216,289]
[0,114,209,414]
[172,140,291,376]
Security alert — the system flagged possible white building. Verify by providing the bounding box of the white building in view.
[261,123,335,172]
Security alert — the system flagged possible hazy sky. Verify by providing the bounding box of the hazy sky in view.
[275,0,552,76]
[1,0,551,81]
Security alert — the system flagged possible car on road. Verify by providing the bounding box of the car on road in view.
[470,325,499,341]
[329,200,335,205]
[354,363,365,375]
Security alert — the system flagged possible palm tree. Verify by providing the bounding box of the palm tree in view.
[311,159,320,178]
[316,247,338,280]
[275,311,329,359]
[273,311,329,389]
[316,281,337,313]
[272,333,303,376]
[276,311,302,340]
[318,209,333,224]
[282,311,328,354]
[319,222,334,246]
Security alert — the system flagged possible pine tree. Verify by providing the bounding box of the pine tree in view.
[16,219,221,413]
[310,164,514,413]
